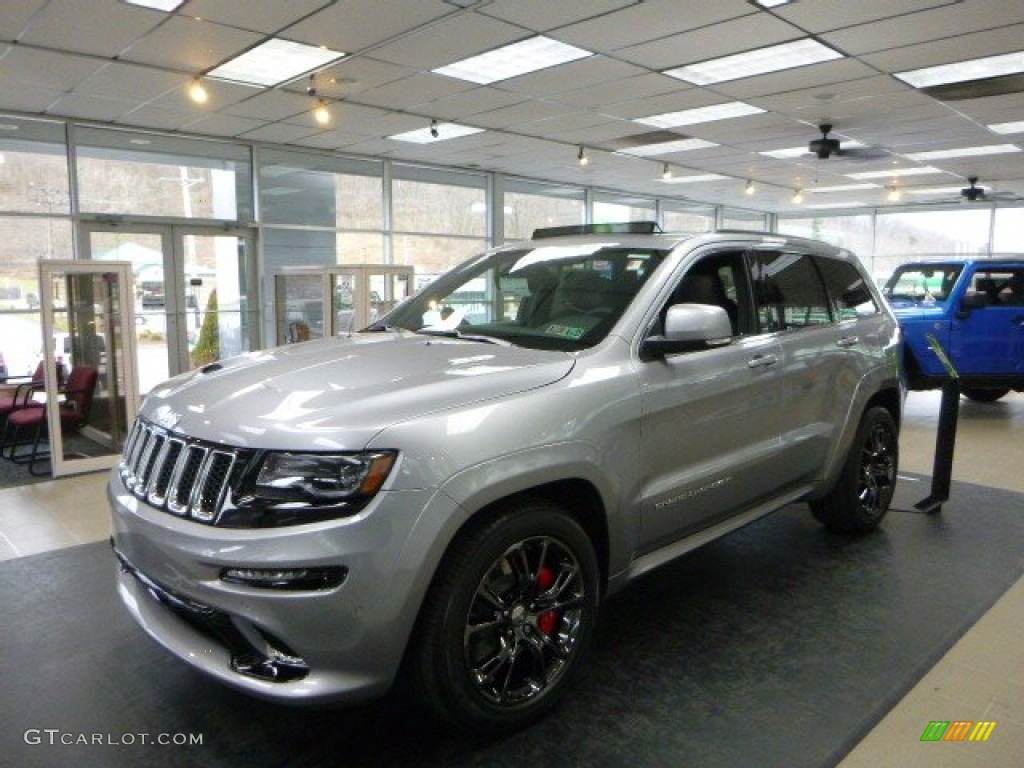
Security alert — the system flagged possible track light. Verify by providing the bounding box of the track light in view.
[188,78,208,104]
[430,119,439,139]
[661,163,672,180]
[792,188,804,204]
[577,145,588,166]
[745,179,756,195]
[313,99,330,125]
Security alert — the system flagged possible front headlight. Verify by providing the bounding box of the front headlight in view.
[254,451,397,502]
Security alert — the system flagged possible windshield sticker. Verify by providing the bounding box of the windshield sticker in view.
[545,323,585,340]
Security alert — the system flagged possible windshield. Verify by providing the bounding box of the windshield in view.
[373,242,669,351]
[883,264,964,304]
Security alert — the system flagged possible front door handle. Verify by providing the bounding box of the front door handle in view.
[748,353,778,369]
[836,335,860,348]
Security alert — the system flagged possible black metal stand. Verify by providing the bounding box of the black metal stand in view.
[914,378,960,514]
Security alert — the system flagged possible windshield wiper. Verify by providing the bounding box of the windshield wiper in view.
[415,328,507,345]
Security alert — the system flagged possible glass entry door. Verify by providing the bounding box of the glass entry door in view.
[38,261,139,478]
[81,223,255,395]
[274,265,413,345]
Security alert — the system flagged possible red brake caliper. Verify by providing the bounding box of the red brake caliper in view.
[536,566,558,636]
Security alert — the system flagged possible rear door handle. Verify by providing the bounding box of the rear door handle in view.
[836,335,860,348]
[747,353,778,369]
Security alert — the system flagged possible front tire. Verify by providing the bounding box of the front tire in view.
[962,387,1009,403]
[409,500,600,733]
[811,406,898,534]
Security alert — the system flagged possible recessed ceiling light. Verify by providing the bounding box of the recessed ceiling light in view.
[904,144,1021,161]
[988,120,1024,135]
[754,0,792,7]
[122,0,184,10]
[208,39,345,87]
[635,101,764,129]
[658,173,729,184]
[806,202,867,209]
[805,183,879,193]
[906,185,981,196]
[664,39,843,86]
[619,138,719,156]
[388,122,484,143]
[895,51,1024,88]
[847,166,945,180]
[433,36,593,84]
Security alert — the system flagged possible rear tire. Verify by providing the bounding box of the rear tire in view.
[409,500,600,734]
[962,387,1009,403]
[811,406,898,534]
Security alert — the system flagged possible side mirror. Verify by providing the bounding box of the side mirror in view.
[957,291,989,319]
[641,304,733,360]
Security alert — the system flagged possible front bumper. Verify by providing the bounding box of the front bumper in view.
[108,469,456,703]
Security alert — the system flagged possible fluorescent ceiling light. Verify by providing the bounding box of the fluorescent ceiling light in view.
[904,144,1021,161]
[906,186,978,196]
[388,122,484,143]
[658,173,729,184]
[432,36,593,84]
[805,183,879,193]
[760,140,866,159]
[123,0,184,10]
[754,0,792,7]
[895,51,1024,88]
[208,39,345,87]
[664,39,843,86]
[989,120,1024,135]
[619,138,718,156]
[635,101,764,129]
[847,166,945,180]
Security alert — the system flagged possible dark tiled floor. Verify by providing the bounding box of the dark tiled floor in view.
[2,475,1022,768]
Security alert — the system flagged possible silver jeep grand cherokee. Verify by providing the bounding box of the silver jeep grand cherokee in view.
[110,223,902,732]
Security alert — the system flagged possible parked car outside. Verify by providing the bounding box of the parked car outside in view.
[110,224,902,733]
[883,257,1024,402]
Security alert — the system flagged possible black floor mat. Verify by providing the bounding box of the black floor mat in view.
[1,475,1021,768]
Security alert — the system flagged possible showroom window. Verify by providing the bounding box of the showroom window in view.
[993,207,1024,253]
[593,192,657,224]
[778,214,876,271]
[391,164,488,280]
[75,127,252,221]
[0,117,72,378]
[720,207,768,232]
[259,149,385,270]
[503,179,585,241]
[662,201,715,232]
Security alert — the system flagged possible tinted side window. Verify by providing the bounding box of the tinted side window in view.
[817,257,878,320]
[750,252,830,331]
[969,268,1024,306]
[659,251,753,336]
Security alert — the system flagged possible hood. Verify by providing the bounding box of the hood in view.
[140,332,574,451]
[887,299,948,320]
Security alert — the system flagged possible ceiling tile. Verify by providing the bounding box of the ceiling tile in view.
[181,0,332,35]
[18,0,163,58]
[281,0,453,54]
[120,16,262,72]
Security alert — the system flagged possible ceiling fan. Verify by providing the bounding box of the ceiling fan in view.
[807,123,889,160]
[959,176,1020,203]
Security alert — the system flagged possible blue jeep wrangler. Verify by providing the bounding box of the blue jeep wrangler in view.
[883,258,1024,402]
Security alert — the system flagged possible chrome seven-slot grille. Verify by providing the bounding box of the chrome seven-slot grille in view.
[119,418,247,524]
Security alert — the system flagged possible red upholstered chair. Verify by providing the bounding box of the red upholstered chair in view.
[0,365,98,475]
[0,361,46,428]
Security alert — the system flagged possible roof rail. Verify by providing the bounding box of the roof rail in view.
[532,221,662,239]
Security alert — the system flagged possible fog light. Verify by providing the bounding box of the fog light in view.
[220,566,347,590]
